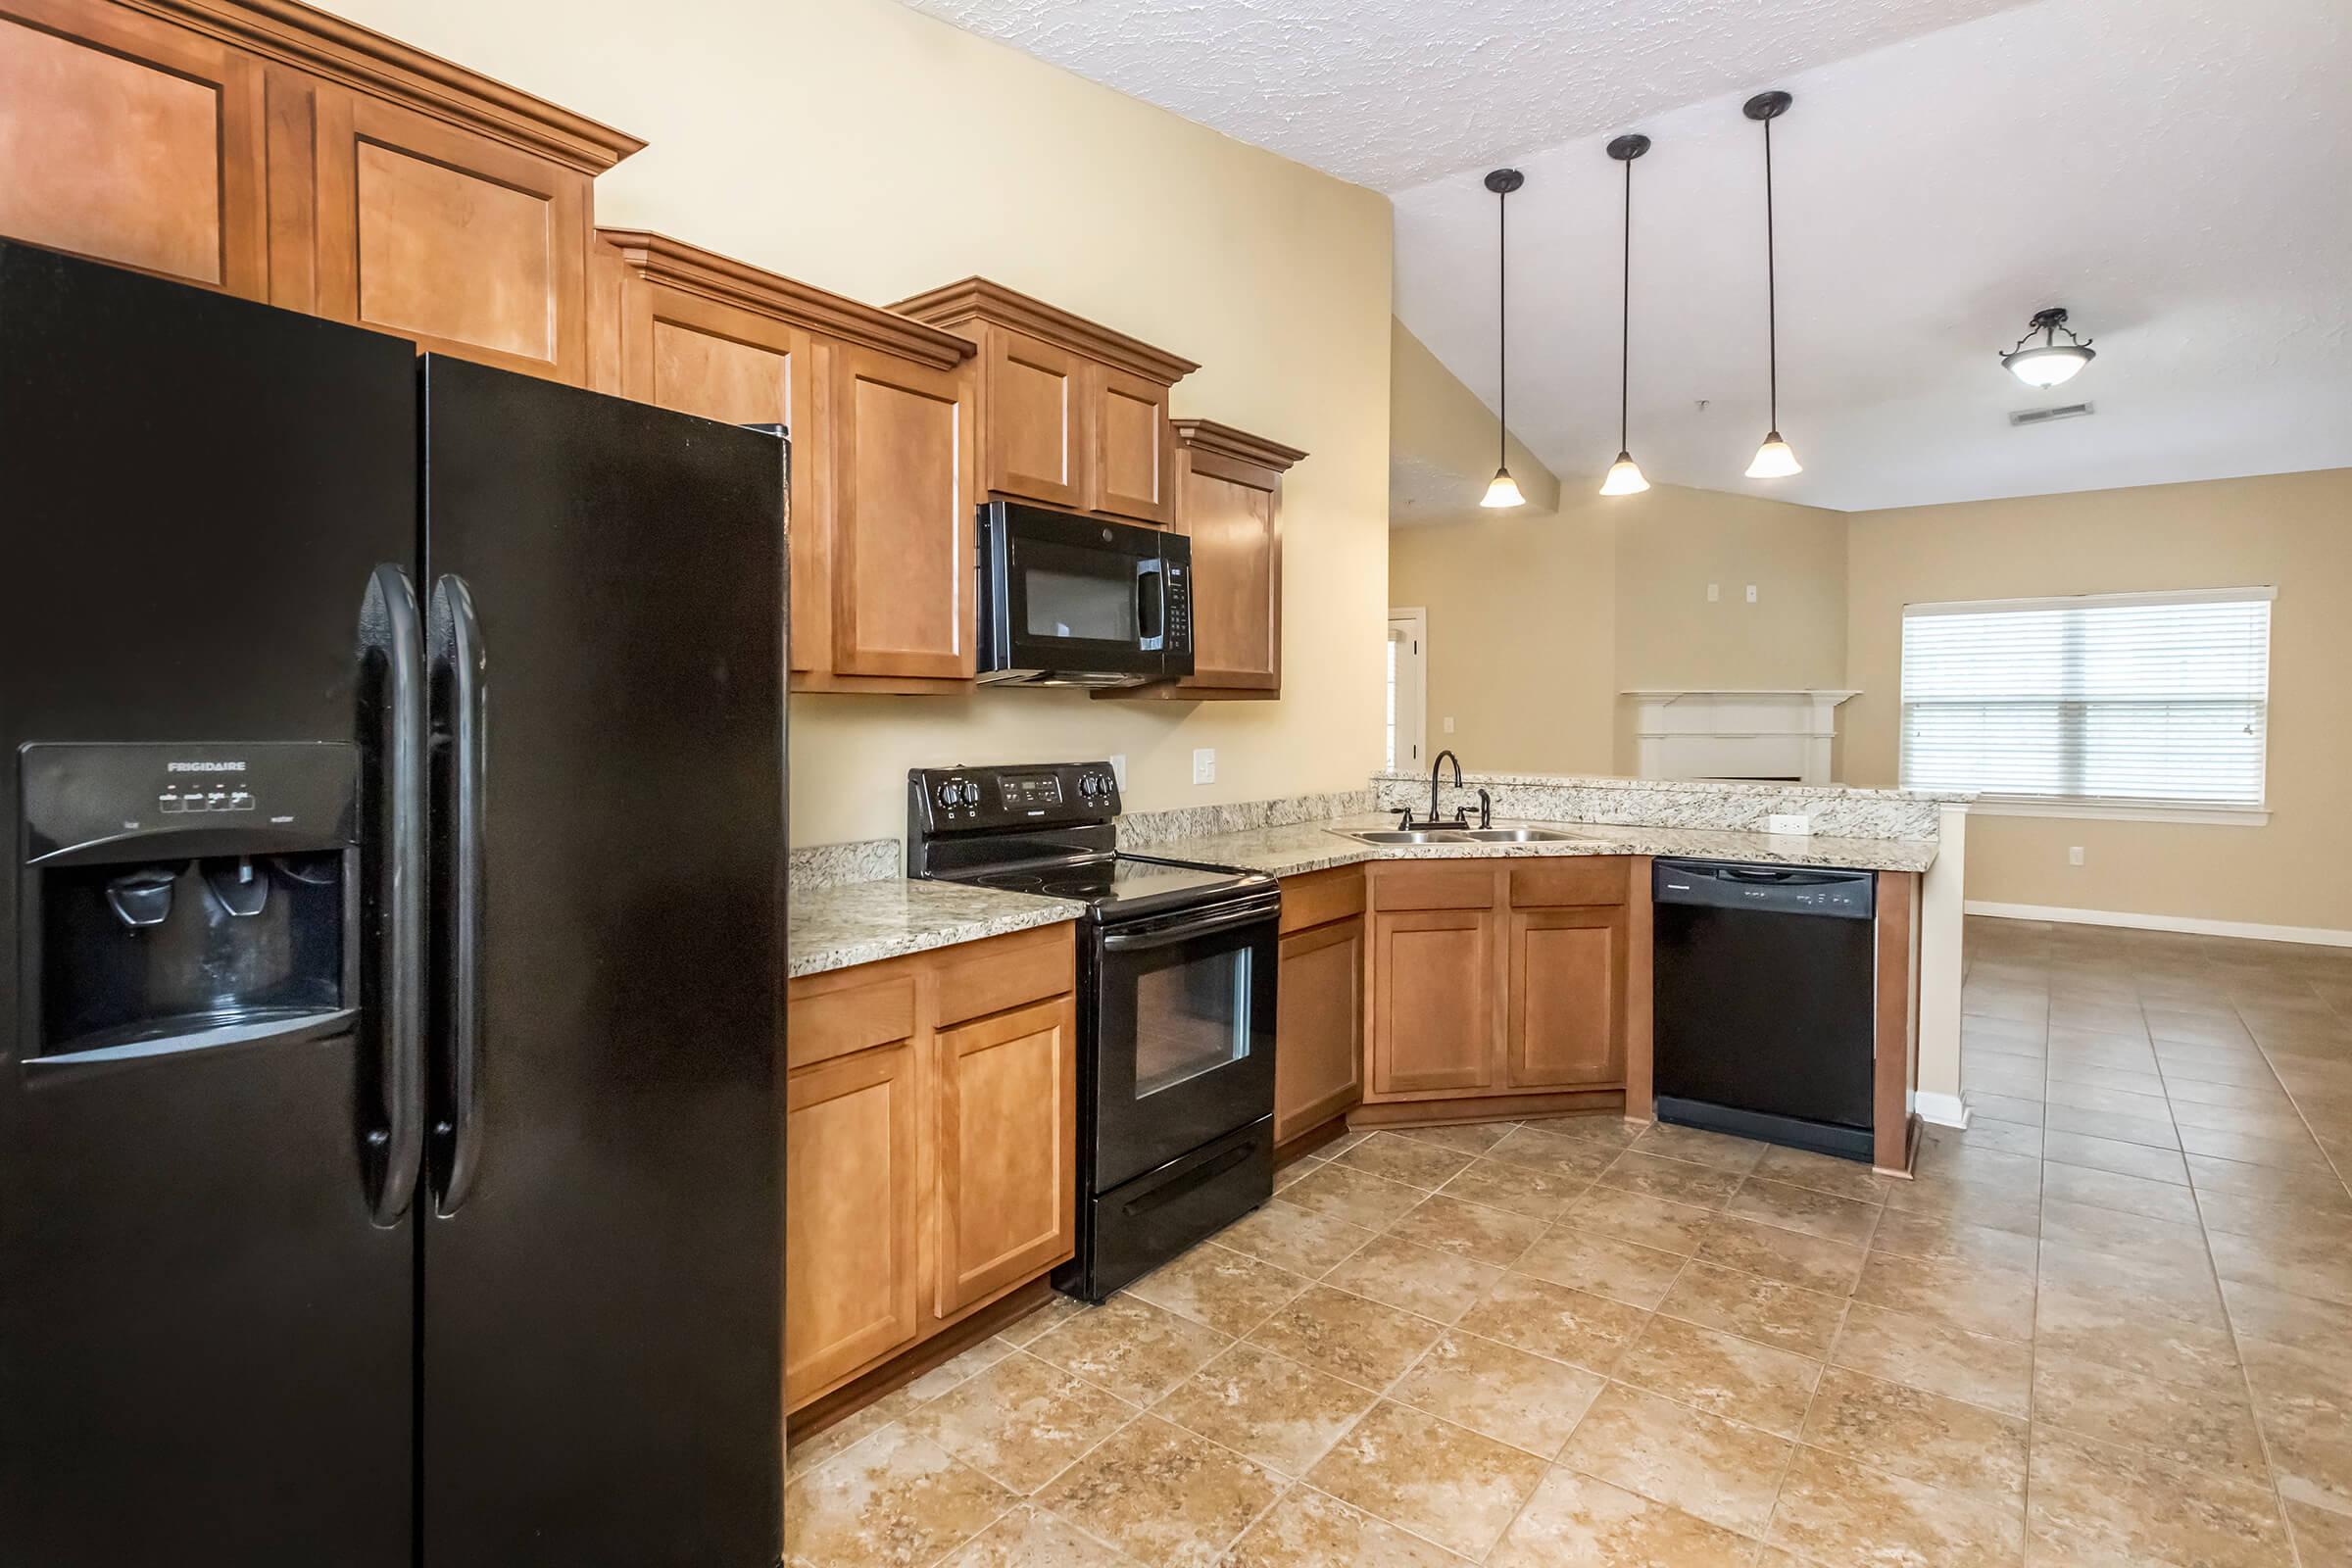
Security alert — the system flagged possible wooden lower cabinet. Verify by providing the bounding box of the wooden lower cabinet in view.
[1507,906,1626,1089]
[1276,916,1364,1145]
[934,997,1076,1315]
[1363,858,1636,1112]
[784,923,1076,1411]
[784,1040,922,1399]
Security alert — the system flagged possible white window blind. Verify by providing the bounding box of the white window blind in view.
[1900,587,2274,808]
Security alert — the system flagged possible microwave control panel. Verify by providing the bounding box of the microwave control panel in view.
[1164,563,1191,648]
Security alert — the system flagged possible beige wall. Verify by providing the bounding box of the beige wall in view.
[1847,468,2352,934]
[320,0,1395,846]
[1389,483,1846,775]
[1390,318,1559,527]
[1389,506,1616,775]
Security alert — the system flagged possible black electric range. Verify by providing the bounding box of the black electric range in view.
[909,761,1279,1300]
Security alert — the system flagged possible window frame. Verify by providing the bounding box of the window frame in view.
[1897,586,2276,826]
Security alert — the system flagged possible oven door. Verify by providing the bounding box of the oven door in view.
[979,503,1183,684]
[1089,891,1278,1192]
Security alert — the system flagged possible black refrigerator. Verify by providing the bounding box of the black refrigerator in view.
[0,243,786,1566]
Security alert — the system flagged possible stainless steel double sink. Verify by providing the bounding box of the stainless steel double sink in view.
[1335,824,1594,846]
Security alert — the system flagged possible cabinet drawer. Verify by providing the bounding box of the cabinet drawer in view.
[935,927,1074,1026]
[1508,858,1629,909]
[1372,865,1498,911]
[787,973,916,1071]
[1280,866,1366,933]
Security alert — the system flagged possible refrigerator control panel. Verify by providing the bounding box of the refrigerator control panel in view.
[20,742,360,864]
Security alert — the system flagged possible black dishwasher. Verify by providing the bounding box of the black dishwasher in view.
[1651,858,1878,1161]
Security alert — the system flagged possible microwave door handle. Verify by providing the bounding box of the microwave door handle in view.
[1136,560,1165,652]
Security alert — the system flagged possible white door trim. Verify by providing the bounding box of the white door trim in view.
[1387,608,1428,773]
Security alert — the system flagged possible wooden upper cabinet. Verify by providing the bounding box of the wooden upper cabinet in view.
[1105,419,1304,702]
[595,230,977,691]
[0,0,641,375]
[830,344,973,680]
[0,0,269,296]
[982,328,1087,509]
[933,996,1076,1316]
[893,277,1196,526]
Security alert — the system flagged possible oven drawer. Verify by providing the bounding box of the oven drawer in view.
[1066,1115,1272,1301]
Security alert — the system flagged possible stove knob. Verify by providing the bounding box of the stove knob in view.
[955,780,979,807]
[1078,774,1098,799]
[935,781,958,808]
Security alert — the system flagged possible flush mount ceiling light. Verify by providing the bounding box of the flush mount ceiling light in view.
[1742,90,1801,480]
[1480,167,1526,509]
[1599,133,1652,497]
[2001,306,2097,388]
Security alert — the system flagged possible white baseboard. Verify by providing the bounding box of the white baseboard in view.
[1964,900,2352,949]
[1913,1092,1969,1129]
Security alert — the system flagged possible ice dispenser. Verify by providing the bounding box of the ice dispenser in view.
[19,743,360,1064]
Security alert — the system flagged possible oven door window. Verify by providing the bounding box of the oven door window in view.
[1133,943,1251,1098]
[1092,906,1278,1193]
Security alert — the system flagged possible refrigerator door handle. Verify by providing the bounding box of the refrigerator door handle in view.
[359,563,427,1225]
[428,573,488,1217]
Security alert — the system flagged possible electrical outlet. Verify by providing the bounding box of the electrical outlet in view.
[1707,583,1721,603]
[1108,754,1127,789]
[2068,845,2085,866]
[1766,813,1812,835]
[1745,584,1758,604]
[1192,748,1216,785]
[1444,716,1455,734]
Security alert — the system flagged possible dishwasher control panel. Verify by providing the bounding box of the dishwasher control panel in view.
[1652,858,1875,920]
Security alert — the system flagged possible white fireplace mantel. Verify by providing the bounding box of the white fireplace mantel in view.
[1621,688,1861,785]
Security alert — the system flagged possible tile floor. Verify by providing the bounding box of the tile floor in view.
[784,917,2352,1566]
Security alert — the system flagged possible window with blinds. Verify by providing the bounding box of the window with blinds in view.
[1900,588,2274,809]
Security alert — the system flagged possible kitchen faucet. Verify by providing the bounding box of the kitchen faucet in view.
[1396,750,1492,830]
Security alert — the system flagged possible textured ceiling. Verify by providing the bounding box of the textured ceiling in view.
[897,0,2036,192]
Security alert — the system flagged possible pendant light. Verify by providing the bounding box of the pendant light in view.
[1742,91,1801,479]
[1480,168,1527,509]
[2002,307,2096,387]
[1599,133,1652,496]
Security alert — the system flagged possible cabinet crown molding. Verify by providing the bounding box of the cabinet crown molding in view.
[597,229,974,369]
[1172,417,1306,471]
[123,0,645,172]
[892,276,1200,387]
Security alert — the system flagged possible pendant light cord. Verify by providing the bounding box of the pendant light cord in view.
[1496,184,1508,469]
[1763,114,1779,432]
[1620,154,1633,452]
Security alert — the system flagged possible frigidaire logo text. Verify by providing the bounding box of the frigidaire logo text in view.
[168,760,247,772]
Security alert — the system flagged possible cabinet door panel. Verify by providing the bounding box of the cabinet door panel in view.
[313,91,587,380]
[1508,908,1624,1089]
[831,345,973,679]
[1180,456,1279,690]
[0,0,266,295]
[1277,918,1364,1143]
[1092,366,1168,523]
[785,1043,921,1405]
[1371,909,1495,1096]
[936,998,1076,1314]
[985,328,1084,508]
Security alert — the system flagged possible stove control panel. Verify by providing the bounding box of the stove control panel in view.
[907,760,1122,837]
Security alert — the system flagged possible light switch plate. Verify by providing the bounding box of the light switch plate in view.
[1766,813,1811,835]
[2069,845,2084,865]
[1444,716,1455,734]
[1108,754,1127,789]
[1192,748,1216,785]
[1708,583,1721,602]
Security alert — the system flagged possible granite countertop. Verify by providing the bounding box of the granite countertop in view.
[1133,813,1940,877]
[788,878,1081,979]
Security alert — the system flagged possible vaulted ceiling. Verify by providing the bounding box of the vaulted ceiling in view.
[906,0,2352,511]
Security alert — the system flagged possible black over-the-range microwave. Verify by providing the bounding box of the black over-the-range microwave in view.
[974,501,1193,687]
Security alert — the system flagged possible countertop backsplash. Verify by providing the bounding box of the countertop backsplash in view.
[787,836,902,891]
[1116,788,1377,850]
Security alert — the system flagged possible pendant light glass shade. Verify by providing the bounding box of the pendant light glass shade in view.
[1745,432,1802,478]
[2002,308,2096,387]
[1744,92,1797,481]
[1481,168,1525,511]
[1600,453,1649,495]
[1601,133,1651,499]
